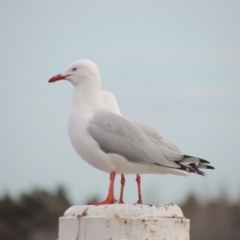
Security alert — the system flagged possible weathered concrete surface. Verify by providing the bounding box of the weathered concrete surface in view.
[59,204,190,240]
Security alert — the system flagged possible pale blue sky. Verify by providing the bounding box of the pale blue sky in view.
[0,0,240,204]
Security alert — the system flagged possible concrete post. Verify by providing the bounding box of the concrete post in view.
[59,204,190,240]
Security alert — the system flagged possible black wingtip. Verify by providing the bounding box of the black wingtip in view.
[183,155,211,164]
[207,165,215,170]
[199,158,210,164]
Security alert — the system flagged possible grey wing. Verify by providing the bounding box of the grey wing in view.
[130,120,183,153]
[87,111,182,168]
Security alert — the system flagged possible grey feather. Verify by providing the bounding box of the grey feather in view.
[130,120,182,153]
[87,111,182,168]
[87,111,214,175]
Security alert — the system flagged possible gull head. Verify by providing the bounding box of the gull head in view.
[48,60,101,86]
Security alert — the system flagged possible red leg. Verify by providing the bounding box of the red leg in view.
[119,174,125,204]
[136,174,143,204]
[90,171,116,205]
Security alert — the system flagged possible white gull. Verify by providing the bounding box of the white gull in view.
[48,60,214,205]
[102,91,184,203]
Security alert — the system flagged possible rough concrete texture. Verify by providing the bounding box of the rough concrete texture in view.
[59,204,190,240]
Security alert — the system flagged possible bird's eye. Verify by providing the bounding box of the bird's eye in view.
[72,67,77,71]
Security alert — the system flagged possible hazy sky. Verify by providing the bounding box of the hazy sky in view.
[1,0,240,205]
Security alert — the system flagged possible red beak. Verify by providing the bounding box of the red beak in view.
[48,74,66,83]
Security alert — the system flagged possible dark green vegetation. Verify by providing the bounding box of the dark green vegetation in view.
[0,187,70,240]
[182,194,240,240]
[0,187,239,240]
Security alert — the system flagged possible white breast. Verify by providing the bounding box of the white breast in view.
[68,108,115,173]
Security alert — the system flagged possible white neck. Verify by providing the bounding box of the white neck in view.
[71,82,107,114]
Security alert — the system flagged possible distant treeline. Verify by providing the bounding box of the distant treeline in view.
[0,187,70,240]
[0,187,240,240]
[182,194,240,240]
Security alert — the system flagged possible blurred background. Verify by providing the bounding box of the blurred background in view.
[0,0,239,239]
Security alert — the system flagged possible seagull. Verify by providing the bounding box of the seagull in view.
[48,60,214,205]
[102,90,184,204]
